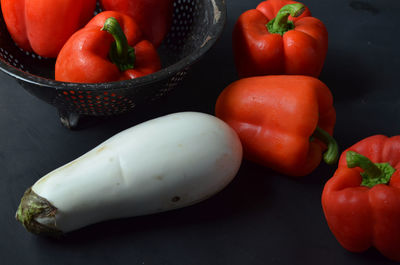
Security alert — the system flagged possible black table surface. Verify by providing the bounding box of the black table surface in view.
[1,0,400,264]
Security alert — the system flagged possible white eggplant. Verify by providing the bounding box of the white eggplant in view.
[16,112,243,236]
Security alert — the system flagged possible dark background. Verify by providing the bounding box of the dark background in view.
[1,0,400,264]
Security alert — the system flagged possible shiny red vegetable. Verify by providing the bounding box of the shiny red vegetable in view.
[215,75,337,176]
[55,11,161,83]
[322,135,400,261]
[100,0,174,47]
[1,0,96,58]
[232,0,328,78]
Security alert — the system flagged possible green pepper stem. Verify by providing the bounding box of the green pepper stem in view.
[346,151,381,178]
[267,3,305,35]
[312,126,339,165]
[101,17,135,72]
[346,150,395,188]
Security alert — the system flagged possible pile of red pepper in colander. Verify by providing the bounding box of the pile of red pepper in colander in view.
[2,0,399,262]
[0,0,174,83]
[214,0,400,262]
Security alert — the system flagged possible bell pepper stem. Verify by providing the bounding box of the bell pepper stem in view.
[101,17,135,72]
[346,151,381,178]
[267,3,305,35]
[312,126,339,165]
[346,151,395,188]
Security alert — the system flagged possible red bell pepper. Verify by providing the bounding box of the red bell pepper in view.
[55,11,161,83]
[215,75,338,177]
[100,0,174,47]
[322,135,400,262]
[0,0,96,58]
[232,0,328,78]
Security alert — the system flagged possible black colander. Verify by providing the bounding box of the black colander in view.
[0,0,226,129]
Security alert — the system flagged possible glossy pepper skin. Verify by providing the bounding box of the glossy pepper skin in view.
[322,135,400,262]
[100,0,174,47]
[233,0,328,78]
[215,75,337,177]
[0,0,96,58]
[55,11,161,83]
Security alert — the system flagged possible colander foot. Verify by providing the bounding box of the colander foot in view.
[58,109,80,129]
